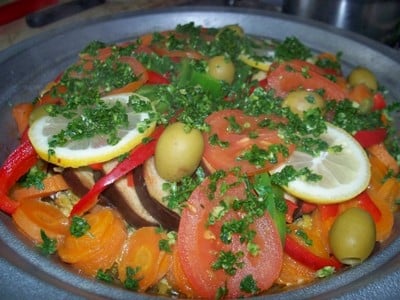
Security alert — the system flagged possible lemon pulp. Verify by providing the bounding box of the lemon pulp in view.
[28,93,155,168]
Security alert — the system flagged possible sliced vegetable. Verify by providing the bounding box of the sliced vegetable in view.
[267,60,347,101]
[353,128,387,148]
[284,235,342,271]
[12,197,69,246]
[203,109,294,175]
[11,174,69,201]
[12,103,34,135]
[177,173,283,298]
[118,226,172,292]
[0,136,38,214]
[69,126,164,216]
[367,142,399,174]
[58,206,127,276]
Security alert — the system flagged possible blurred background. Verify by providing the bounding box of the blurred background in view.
[0,0,399,51]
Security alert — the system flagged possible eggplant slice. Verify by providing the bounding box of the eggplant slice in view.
[101,160,159,228]
[134,157,180,231]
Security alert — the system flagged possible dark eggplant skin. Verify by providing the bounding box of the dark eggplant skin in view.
[62,167,109,206]
[134,163,180,231]
[101,160,159,228]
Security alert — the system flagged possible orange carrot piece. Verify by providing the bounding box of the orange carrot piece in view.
[368,143,399,175]
[166,246,194,298]
[73,209,127,276]
[11,174,69,201]
[58,206,127,277]
[368,153,389,193]
[12,197,69,246]
[118,226,172,292]
[276,253,315,286]
[368,190,394,242]
[377,178,400,212]
[12,102,34,135]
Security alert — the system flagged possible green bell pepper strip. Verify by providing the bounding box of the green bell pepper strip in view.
[69,126,164,217]
[0,133,38,214]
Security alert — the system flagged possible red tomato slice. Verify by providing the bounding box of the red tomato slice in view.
[177,174,283,298]
[267,60,347,101]
[203,109,294,175]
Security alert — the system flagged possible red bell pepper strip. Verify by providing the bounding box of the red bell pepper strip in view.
[372,93,387,110]
[285,200,298,223]
[353,127,387,148]
[0,135,38,214]
[69,126,164,217]
[284,235,342,270]
[356,191,382,223]
[319,203,339,220]
[147,70,170,85]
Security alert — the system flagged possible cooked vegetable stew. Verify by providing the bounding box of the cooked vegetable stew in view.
[1,22,399,298]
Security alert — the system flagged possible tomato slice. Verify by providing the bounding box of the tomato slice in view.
[177,174,283,298]
[267,60,347,101]
[203,109,294,175]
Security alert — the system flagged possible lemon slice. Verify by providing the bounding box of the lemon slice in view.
[28,93,155,168]
[271,122,371,204]
[238,53,272,71]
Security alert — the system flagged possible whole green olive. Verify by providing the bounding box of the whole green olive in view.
[282,90,325,117]
[329,207,376,266]
[154,122,204,182]
[207,55,235,84]
[348,66,378,91]
[217,24,245,38]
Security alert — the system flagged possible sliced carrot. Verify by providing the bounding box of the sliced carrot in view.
[166,246,194,298]
[276,253,315,286]
[118,226,172,292]
[368,189,394,242]
[376,177,400,212]
[368,143,399,175]
[72,208,127,277]
[12,102,34,135]
[11,174,69,201]
[58,206,126,268]
[12,197,69,246]
[368,152,389,193]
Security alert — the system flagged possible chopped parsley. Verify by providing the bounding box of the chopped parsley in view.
[274,36,312,61]
[212,250,244,276]
[19,166,47,190]
[271,166,322,186]
[237,144,289,168]
[316,266,336,278]
[69,216,91,237]
[295,229,313,246]
[37,229,57,256]
[124,266,141,291]
[240,274,260,294]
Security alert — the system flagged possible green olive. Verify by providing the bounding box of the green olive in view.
[154,122,204,182]
[217,24,244,38]
[207,55,235,84]
[348,66,378,91]
[329,207,376,266]
[282,90,325,117]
